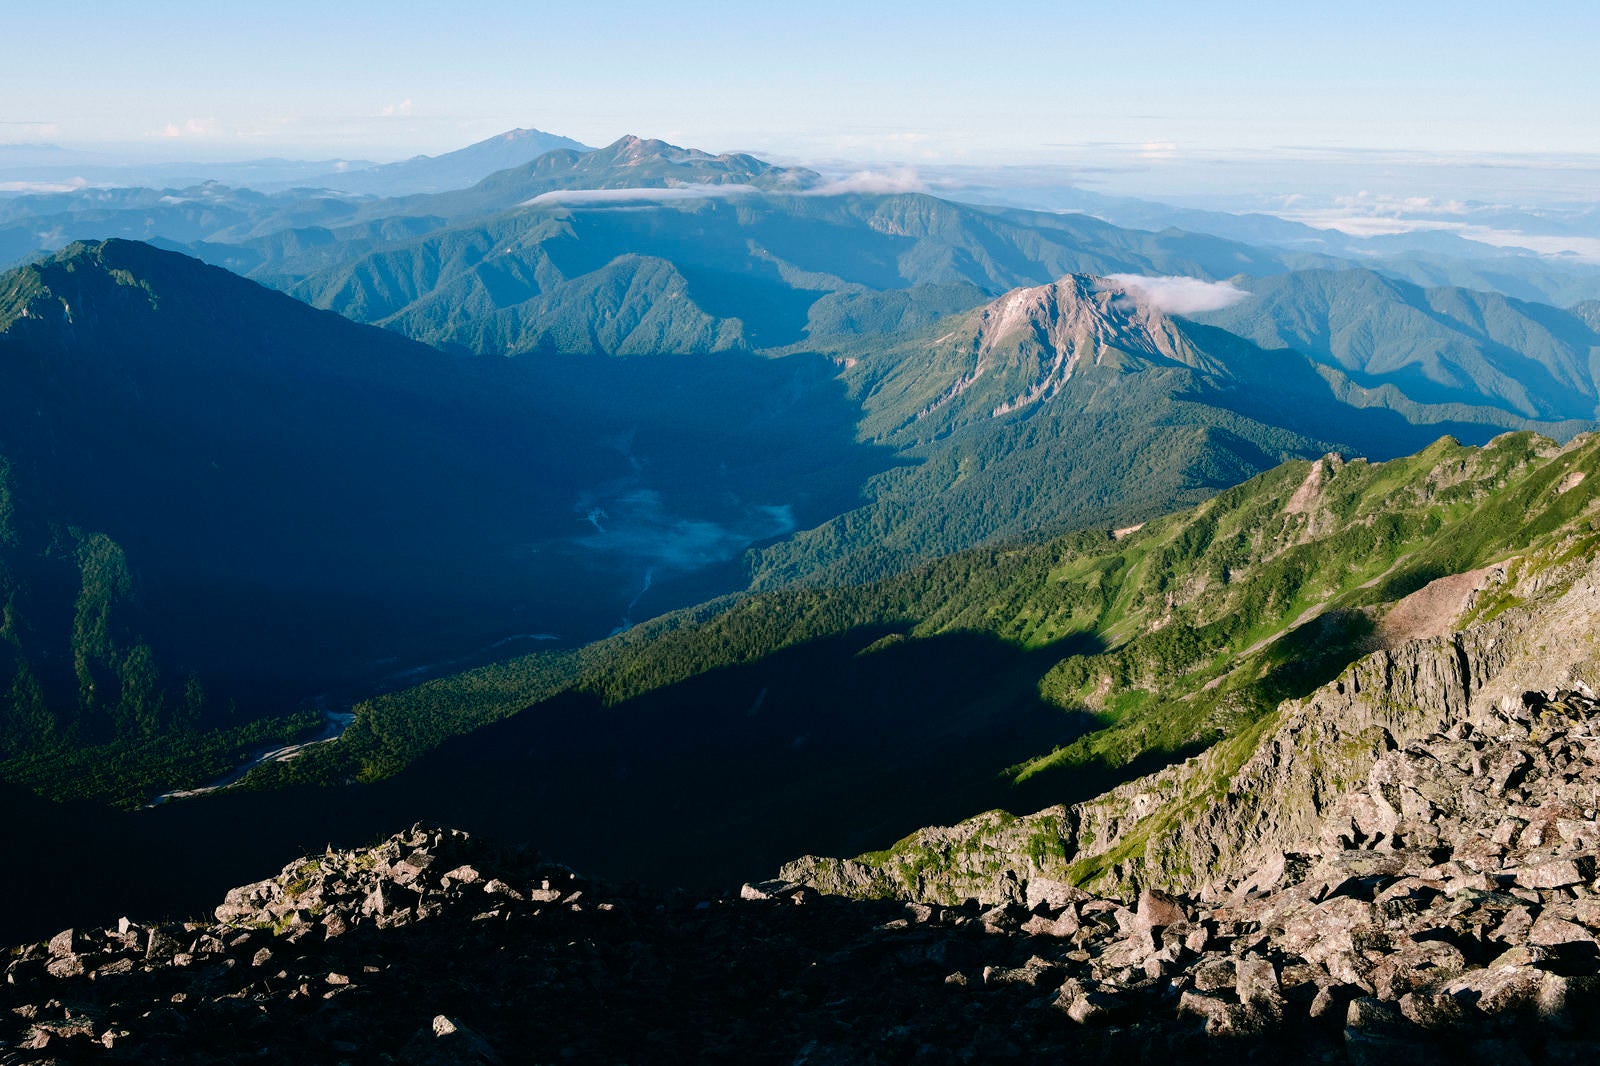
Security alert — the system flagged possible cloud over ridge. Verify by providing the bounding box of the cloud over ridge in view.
[521,185,760,207]
[1103,273,1249,315]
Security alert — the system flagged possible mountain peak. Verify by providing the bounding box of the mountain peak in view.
[299,128,590,196]
[970,275,1206,371]
[597,134,734,167]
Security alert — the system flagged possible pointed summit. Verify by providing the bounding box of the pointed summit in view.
[875,274,1227,434]
[970,275,1213,372]
[303,127,590,196]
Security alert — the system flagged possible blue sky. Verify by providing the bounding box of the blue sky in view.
[5,0,1598,165]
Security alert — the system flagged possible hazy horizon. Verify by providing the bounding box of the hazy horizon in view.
[8,1,1597,162]
[5,1,1599,258]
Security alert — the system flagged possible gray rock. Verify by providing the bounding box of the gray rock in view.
[1134,887,1187,930]
[1531,913,1596,947]
[1179,990,1268,1037]
[1190,955,1235,992]
[482,879,525,901]
[146,926,181,961]
[1235,955,1283,1014]
[398,1014,503,1066]
[1516,856,1596,889]
[442,864,482,885]
[1023,877,1089,912]
[46,928,77,958]
[45,954,85,979]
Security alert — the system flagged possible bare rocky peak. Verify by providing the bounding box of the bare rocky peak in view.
[891,274,1226,432]
[972,275,1204,370]
[607,133,703,164]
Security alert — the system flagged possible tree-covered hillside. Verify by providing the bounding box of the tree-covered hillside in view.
[281,189,1330,355]
[9,243,1589,811]
[218,432,1600,894]
[1194,267,1600,420]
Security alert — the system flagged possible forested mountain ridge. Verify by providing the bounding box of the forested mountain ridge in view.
[1194,267,1600,420]
[279,188,1335,355]
[786,439,1600,912]
[0,239,887,803]
[8,132,1600,323]
[4,238,1594,814]
[748,273,1591,587]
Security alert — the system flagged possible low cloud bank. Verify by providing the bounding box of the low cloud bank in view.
[807,168,926,196]
[577,489,795,573]
[522,184,759,207]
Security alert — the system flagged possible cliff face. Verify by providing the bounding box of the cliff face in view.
[782,554,1600,907]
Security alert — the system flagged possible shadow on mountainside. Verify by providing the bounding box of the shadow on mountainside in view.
[3,627,1108,943]
[373,626,1108,893]
[0,240,900,704]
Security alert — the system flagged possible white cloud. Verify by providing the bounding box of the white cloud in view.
[807,167,926,196]
[0,120,60,143]
[576,488,796,572]
[379,98,414,118]
[1278,213,1460,238]
[1104,274,1249,315]
[1456,227,1600,262]
[1139,141,1179,161]
[521,184,760,207]
[159,118,214,139]
[0,178,86,193]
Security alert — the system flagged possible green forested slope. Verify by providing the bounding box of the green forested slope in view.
[285,190,1331,354]
[0,455,319,806]
[1194,267,1600,420]
[270,430,1600,868]
[749,276,1587,587]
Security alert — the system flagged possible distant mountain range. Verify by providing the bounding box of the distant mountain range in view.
[1194,268,1600,421]
[8,131,1600,316]
[14,131,1600,1066]
[271,165,1331,354]
[293,127,591,196]
[751,271,1594,586]
[5,233,1593,816]
[9,131,1600,1005]
[929,166,1600,307]
[0,127,587,199]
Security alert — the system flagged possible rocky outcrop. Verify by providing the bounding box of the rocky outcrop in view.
[16,686,1600,1065]
[781,682,1600,1062]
